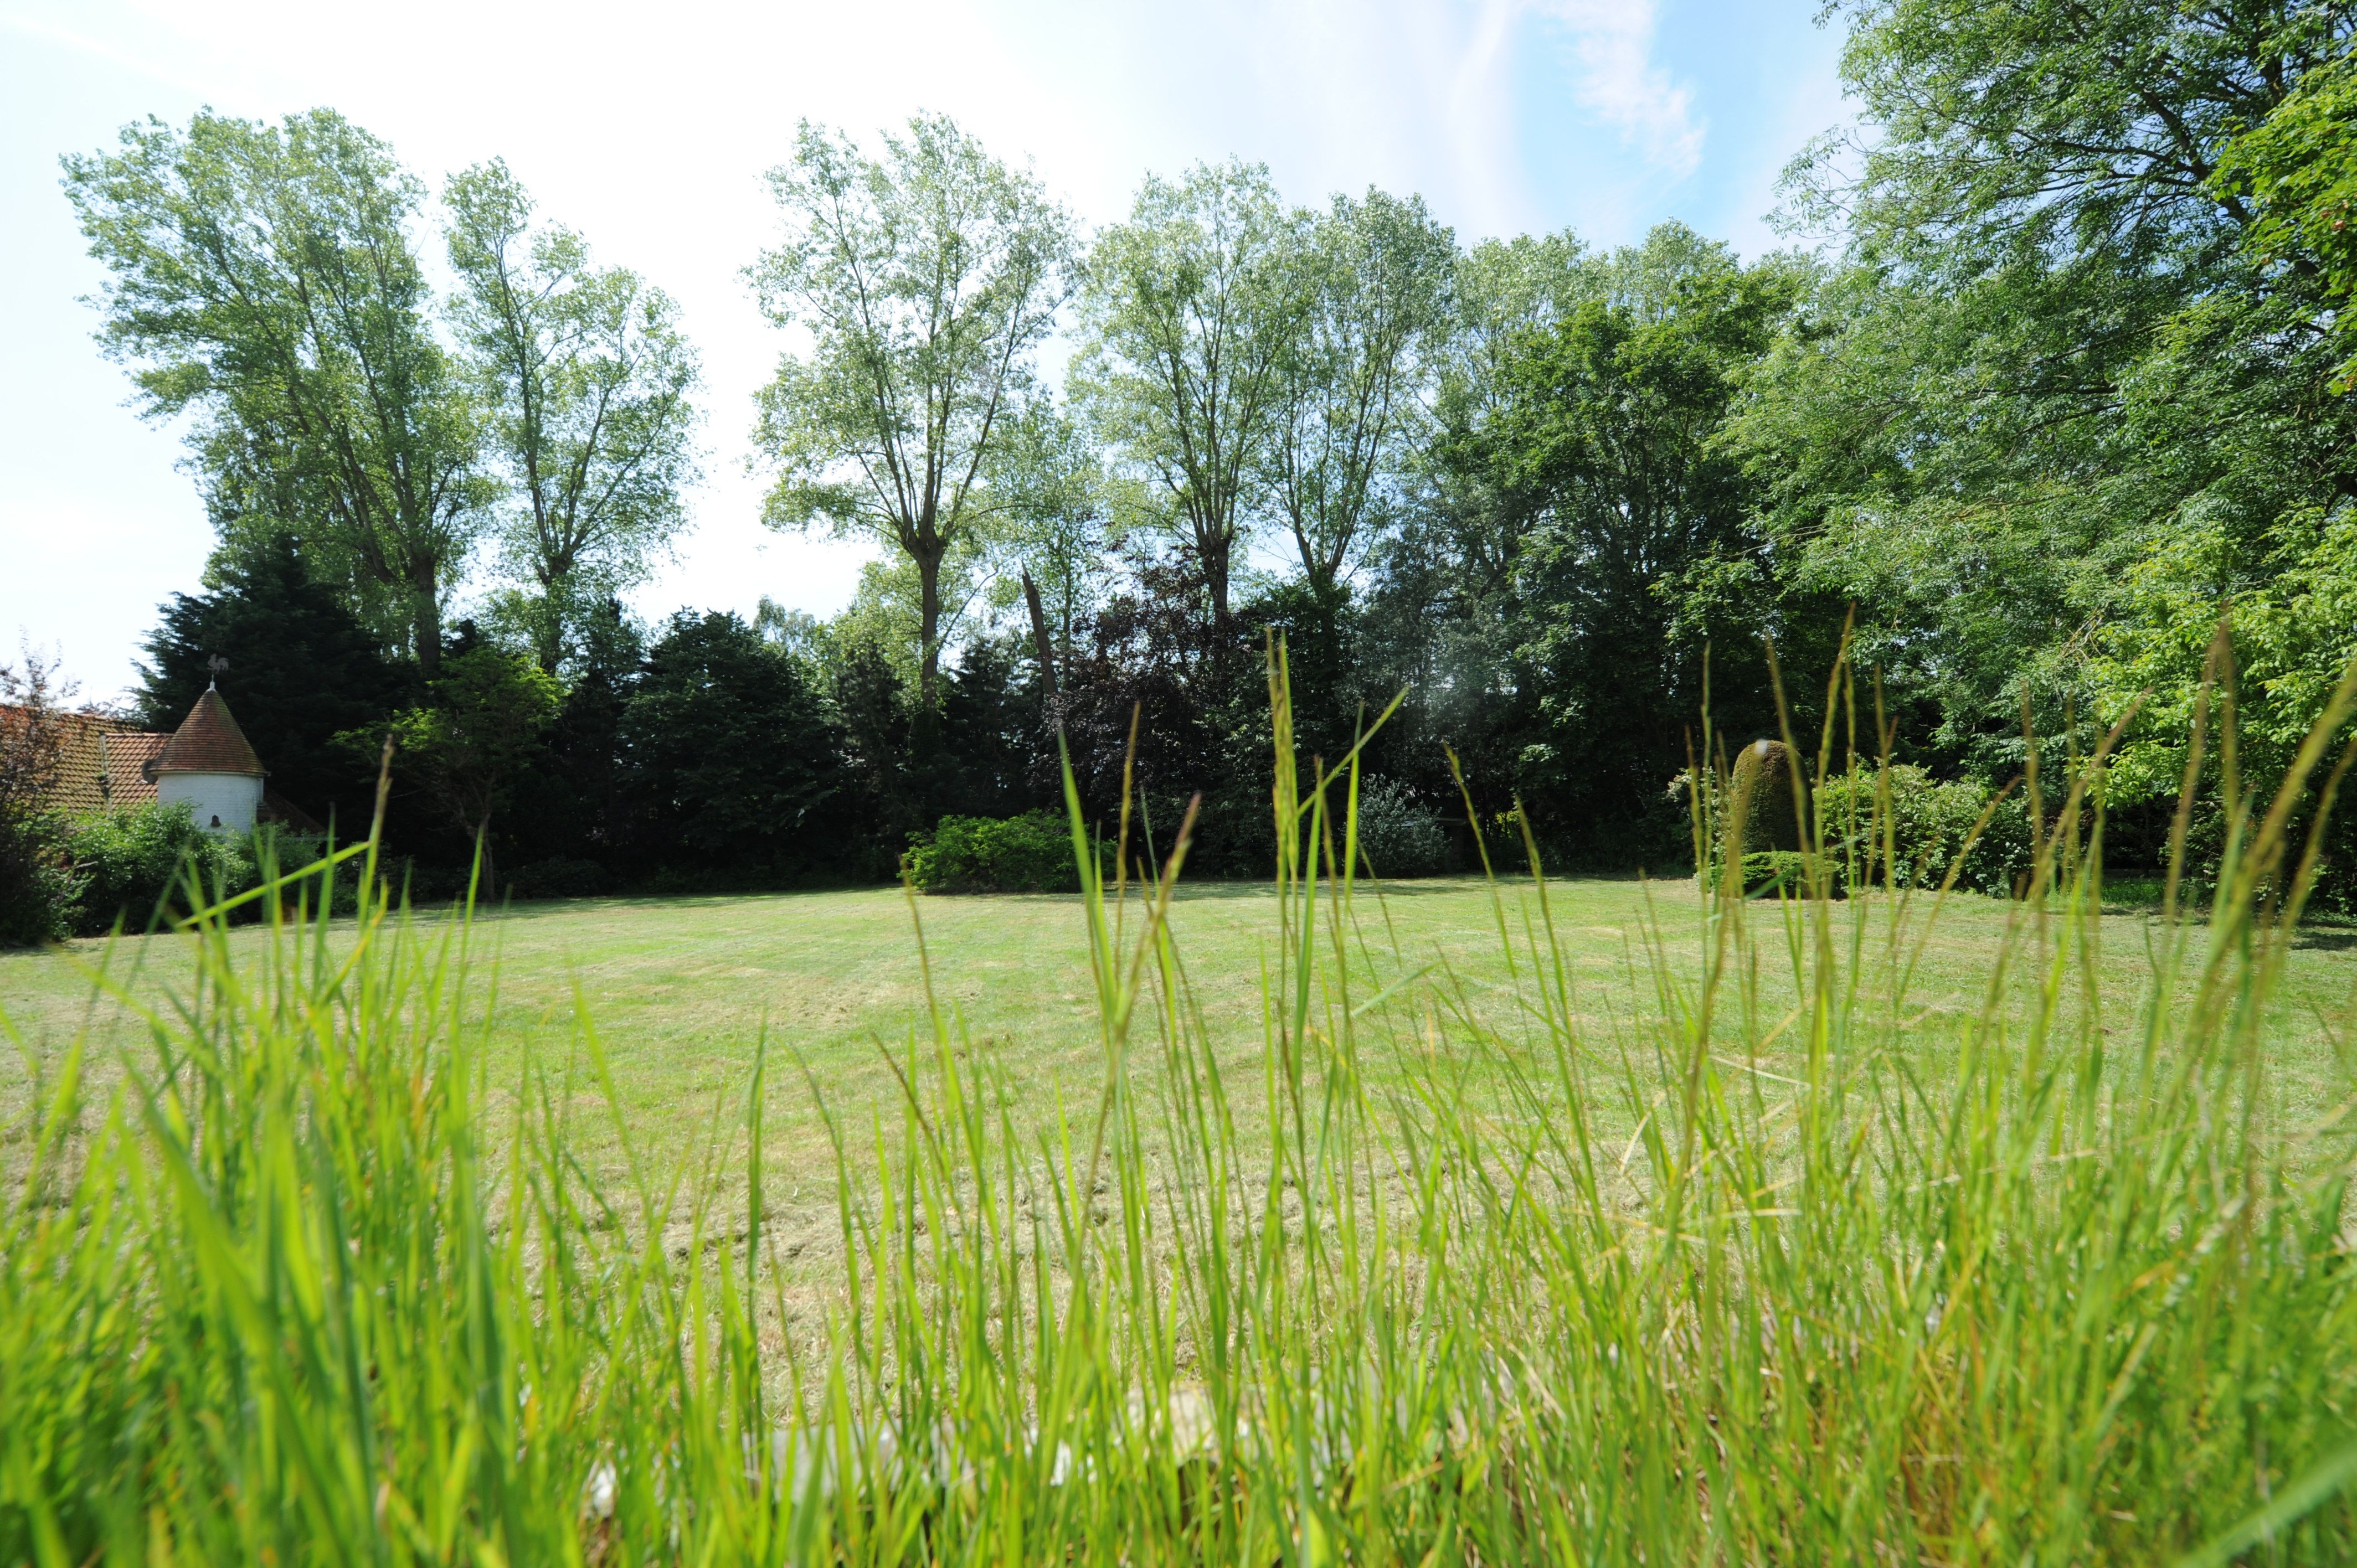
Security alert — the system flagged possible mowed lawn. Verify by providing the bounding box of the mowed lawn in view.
[7,874,2355,1201]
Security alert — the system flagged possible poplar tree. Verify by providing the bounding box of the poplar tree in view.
[1077,161,1309,631]
[445,161,703,673]
[750,114,1071,704]
[65,109,485,674]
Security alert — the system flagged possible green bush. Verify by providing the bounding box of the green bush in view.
[1684,764,2044,899]
[1814,765,2036,898]
[905,811,1095,893]
[0,805,81,946]
[1740,849,1822,898]
[1352,776,1448,878]
[65,802,256,936]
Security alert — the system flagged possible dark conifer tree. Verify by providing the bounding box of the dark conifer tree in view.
[510,600,641,873]
[136,534,418,834]
[621,611,858,880]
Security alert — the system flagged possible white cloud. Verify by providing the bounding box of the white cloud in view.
[1531,0,1705,179]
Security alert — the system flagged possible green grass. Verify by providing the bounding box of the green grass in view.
[4,651,2357,1563]
[10,876,2353,1169]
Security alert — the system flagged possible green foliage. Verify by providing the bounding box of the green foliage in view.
[1263,188,1455,601]
[1077,159,1308,626]
[0,654,84,948]
[1814,764,2036,898]
[1448,226,1817,852]
[1684,759,2037,900]
[0,808,79,948]
[751,114,1072,700]
[1741,3,2357,776]
[1739,849,1816,898]
[445,159,703,673]
[904,809,1090,893]
[2092,504,2357,803]
[57,14,2357,908]
[2217,48,2357,386]
[995,395,1111,684]
[369,645,562,845]
[135,530,415,831]
[622,611,852,875]
[64,802,256,936]
[63,109,487,673]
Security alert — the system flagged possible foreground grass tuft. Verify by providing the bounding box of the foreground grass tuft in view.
[4,647,2356,1564]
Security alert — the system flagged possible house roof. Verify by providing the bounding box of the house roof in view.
[155,688,265,777]
[0,705,132,813]
[102,733,164,804]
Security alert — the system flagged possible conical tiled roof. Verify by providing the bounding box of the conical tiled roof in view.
[155,688,265,777]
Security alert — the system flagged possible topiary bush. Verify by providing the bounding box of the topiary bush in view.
[905,811,1100,894]
[66,802,256,936]
[1731,739,1806,852]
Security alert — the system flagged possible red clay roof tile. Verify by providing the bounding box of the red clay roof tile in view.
[103,733,164,804]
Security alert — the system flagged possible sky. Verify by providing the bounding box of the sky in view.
[0,0,1851,705]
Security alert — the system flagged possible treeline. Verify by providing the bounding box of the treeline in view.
[55,2,2357,902]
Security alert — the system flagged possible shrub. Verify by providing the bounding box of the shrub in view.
[65,802,256,936]
[0,806,80,947]
[905,811,1094,893]
[1681,762,2045,899]
[1814,765,2036,898]
[1740,849,1822,898]
[1351,776,1448,878]
[0,652,84,947]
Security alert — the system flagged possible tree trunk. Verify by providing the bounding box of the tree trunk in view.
[1021,570,1058,696]
[917,550,944,705]
[1200,526,1233,632]
[472,814,496,903]
[531,571,565,674]
[413,561,445,678]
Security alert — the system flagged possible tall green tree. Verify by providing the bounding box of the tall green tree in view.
[622,611,852,875]
[1459,226,1807,850]
[2083,42,2357,827]
[1077,161,1309,631]
[2214,46,2357,385]
[749,114,1072,704]
[64,109,485,674]
[1263,189,1454,604]
[1362,230,1597,712]
[1744,1,2357,771]
[364,646,562,895]
[445,161,703,673]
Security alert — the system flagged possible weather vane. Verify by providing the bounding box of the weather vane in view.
[207,654,230,687]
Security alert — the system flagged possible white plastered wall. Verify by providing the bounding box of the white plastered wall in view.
[157,772,264,833]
